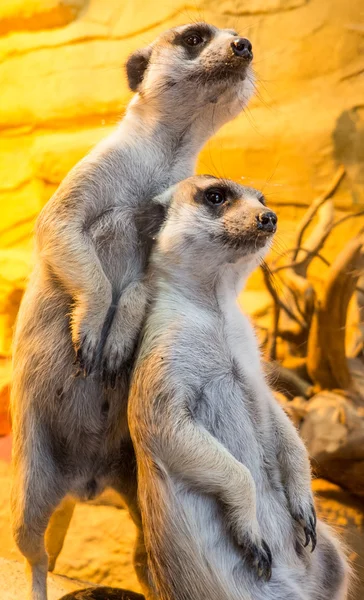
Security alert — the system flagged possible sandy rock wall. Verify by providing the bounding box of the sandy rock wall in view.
[0,0,363,356]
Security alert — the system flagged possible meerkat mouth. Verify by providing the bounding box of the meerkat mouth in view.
[186,62,251,87]
[217,230,273,252]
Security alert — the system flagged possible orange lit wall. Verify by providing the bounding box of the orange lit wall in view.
[0,0,363,357]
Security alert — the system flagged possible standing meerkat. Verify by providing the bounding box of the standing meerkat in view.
[128,175,350,600]
[10,23,255,600]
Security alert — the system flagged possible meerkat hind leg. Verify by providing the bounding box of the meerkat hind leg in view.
[11,455,67,600]
[45,496,76,572]
[13,499,52,600]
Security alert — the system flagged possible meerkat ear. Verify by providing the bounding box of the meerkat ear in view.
[126,46,153,92]
[153,185,177,207]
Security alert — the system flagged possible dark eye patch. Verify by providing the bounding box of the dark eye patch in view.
[192,182,237,215]
[257,193,266,205]
[173,24,213,58]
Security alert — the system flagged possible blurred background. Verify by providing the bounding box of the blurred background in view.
[0,0,364,598]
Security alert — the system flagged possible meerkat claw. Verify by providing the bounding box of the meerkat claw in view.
[74,335,99,378]
[293,503,317,552]
[303,524,317,552]
[243,537,272,582]
[252,539,272,582]
[101,361,118,390]
[304,513,317,552]
[101,343,126,389]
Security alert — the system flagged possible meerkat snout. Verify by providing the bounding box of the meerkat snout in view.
[230,37,253,61]
[256,210,277,233]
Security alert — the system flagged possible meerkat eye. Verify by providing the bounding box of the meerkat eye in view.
[205,189,226,206]
[258,194,266,206]
[184,33,204,46]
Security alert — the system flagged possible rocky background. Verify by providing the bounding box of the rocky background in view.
[0,0,364,597]
[0,0,363,364]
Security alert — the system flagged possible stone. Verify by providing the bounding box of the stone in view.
[32,127,114,185]
[0,1,87,35]
[301,392,364,497]
[0,250,33,356]
[207,0,308,16]
[0,0,363,381]
[0,557,85,600]
[333,106,364,205]
[59,589,144,600]
[0,39,132,129]
[0,361,11,436]
[0,181,43,237]
[0,136,33,192]
[277,394,308,428]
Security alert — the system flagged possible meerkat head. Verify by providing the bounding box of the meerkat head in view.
[126,23,254,125]
[155,176,277,276]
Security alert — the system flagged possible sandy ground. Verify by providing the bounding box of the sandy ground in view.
[1,457,364,598]
[0,459,141,593]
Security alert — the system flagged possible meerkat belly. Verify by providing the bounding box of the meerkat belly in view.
[172,483,257,599]
[13,272,129,491]
[173,480,302,599]
[195,374,295,555]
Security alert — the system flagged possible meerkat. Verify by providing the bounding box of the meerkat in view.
[10,23,255,600]
[128,175,350,600]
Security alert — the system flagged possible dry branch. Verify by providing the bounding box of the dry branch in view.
[307,234,364,391]
[267,361,313,399]
[261,263,306,328]
[292,166,345,261]
[294,197,335,277]
[260,167,364,398]
[271,248,330,273]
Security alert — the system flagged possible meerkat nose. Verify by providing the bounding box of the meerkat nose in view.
[231,38,253,62]
[256,211,277,233]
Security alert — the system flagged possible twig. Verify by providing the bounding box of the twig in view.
[286,284,308,324]
[272,248,331,274]
[307,233,364,391]
[271,247,330,269]
[267,295,280,361]
[265,361,313,399]
[261,263,307,329]
[292,166,345,261]
[331,210,364,231]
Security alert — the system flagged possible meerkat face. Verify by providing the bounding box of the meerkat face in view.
[126,23,254,118]
[156,176,277,268]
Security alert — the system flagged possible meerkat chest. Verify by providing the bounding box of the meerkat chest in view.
[216,272,262,383]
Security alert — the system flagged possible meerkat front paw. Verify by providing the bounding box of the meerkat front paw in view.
[289,493,317,552]
[74,328,100,377]
[101,334,131,389]
[71,298,111,377]
[233,523,272,581]
[100,287,146,388]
